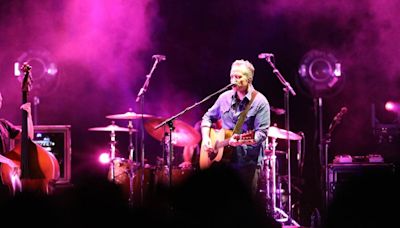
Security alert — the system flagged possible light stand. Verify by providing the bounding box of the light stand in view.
[314,97,325,214]
[135,55,165,204]
[261,55,297,225]
[154,82,235,188]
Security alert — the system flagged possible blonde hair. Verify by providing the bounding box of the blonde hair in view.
[231,59,255,83]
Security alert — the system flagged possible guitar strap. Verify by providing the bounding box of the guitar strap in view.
[232,90,258,134]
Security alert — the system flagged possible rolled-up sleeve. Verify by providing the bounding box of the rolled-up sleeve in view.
[201,96,222,128]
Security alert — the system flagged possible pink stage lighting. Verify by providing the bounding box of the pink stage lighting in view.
[385,101,399,112]
[98,152,111,164]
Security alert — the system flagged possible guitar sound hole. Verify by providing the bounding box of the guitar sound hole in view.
[209,151,218,160]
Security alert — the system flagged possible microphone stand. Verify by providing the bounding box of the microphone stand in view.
[154,82,235,188]
[322,108,345,213]
[135,56,163,205]
[261,55,296,225]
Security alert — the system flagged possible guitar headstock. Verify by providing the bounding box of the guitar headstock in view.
[21,62,32,92]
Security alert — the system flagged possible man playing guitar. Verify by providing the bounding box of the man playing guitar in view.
[200,59,270,194]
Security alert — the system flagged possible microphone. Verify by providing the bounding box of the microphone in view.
[333,106,348,122]
[230,78,238,86]
[152,54,166,61]
[258,53,274,59]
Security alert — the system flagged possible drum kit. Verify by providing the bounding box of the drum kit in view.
[88,110,303,216]
[88,110,201,205]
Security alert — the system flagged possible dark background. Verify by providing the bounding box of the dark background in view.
[1,0,399,223]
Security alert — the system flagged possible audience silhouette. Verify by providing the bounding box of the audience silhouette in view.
[0,164,280,228]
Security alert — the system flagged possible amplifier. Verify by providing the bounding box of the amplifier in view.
[327,163,395,203]
[15,125,72,184]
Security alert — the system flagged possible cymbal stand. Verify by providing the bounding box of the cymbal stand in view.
[109,128,117,182]
[270,136,278,213]
[266,136,300,226]
[128,120,135,161]
[127,119,139,207]
[166,121,175,188]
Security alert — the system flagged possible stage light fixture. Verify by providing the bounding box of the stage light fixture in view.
[385,101,400,113]
[14,49,59,96]
[296,50,344,98]
[99,152,111,164]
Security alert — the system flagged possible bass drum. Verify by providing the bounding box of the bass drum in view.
[108,158,155,203]
[155,166,194,187]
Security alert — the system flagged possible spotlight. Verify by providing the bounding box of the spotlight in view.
[14,49,59,96]
[98,152,111,164]
[385,101,400,113]
[296,50,345,98]
[15,49,58,78]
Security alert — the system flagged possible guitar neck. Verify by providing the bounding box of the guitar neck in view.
[213,130,255,150]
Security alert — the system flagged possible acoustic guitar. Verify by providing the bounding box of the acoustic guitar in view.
[199,128,255,170]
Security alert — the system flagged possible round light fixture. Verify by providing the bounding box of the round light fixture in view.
[14,49,59,96]
[296,50,344,98]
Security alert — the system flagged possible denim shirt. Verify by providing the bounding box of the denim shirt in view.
[201,85,270,165]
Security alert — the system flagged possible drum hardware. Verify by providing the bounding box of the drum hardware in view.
[264,125,302,225]
[89,120,142,206]
[127,120,135,161]
[88,121,133,181]
[106,109,155,205]
[106,111,154,120]
[106,109,154,162]
[144,116,201,187]
[88,122,134,132]
[144,117,201,148]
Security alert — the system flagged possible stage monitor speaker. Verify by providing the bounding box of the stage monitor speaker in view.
[327,163,395,204]
[15,125,72,184]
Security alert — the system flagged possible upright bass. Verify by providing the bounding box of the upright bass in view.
[0,63,60,194]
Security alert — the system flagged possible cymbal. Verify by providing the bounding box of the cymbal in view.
[268,126,302,140]
[106,111,154,120]
[88,123,136,132]
[144,117,201,147]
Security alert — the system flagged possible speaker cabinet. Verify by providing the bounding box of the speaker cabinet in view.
[327,163,395,204]
[17,125,72,184]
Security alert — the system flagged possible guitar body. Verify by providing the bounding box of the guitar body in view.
[0,156,22,195]
[199,128,232,170]
[1,139,60,194]
[199,128,254,170]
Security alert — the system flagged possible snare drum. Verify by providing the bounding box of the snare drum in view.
[108,157,137,184]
